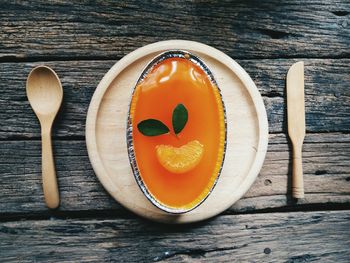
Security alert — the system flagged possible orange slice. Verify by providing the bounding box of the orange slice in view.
[156,140,204,174]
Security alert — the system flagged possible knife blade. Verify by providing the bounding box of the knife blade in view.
[287,61,305,199]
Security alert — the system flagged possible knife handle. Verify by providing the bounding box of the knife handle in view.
[292,143,304,198]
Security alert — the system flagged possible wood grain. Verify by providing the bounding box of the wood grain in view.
[0,58,349,139]
[0,133,348,215]
[0,211,349,262]
[0,1,349,260]
[0,1,349,60]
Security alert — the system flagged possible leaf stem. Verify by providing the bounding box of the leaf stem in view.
[172,132,180,140]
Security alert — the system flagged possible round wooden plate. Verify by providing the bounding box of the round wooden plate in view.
[86,40,268,223]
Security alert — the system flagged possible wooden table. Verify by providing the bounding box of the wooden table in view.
[1,1,349,262]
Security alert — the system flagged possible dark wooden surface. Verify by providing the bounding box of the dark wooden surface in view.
[0,1,349,262]
[1,211,349,262]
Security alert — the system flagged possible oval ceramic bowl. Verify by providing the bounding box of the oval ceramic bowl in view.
[86,40,268,224]
[126,50,227,214]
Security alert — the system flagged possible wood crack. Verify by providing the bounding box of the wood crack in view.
[331,10,349,16]
[153,244,248,261]
[257,28,297,39]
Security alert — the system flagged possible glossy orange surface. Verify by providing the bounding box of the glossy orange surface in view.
[130,57,225,209]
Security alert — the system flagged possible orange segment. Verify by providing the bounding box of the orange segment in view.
[156,140,204,174]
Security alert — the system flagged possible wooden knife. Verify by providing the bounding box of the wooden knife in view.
[287,61,305,199]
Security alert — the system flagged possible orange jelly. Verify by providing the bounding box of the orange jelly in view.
[129,52,226,212]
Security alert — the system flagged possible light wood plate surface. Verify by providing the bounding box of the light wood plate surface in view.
[86,40,268,223]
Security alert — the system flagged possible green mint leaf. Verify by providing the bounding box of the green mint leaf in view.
[172,103,188,135]
[137,119,170,136]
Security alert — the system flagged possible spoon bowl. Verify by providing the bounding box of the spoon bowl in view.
[26,65,63,209]
[27,66,63,118]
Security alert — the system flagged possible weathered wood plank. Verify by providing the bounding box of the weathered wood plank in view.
[0,133,349,215]
[0,58,349,139]
[0,211,349,262]
[0,1,349,60]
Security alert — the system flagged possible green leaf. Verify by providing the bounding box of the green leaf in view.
[137,119,170,136]
[172,103,188,135]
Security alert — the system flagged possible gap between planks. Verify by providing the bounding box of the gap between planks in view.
[0,203,350,223]
[1,55,350,64]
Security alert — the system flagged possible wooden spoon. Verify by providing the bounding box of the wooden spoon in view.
[26,66,63,209]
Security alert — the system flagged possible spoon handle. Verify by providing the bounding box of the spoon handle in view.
[41,124,60,209]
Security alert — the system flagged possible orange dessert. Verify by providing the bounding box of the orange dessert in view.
[128,51,226,213]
